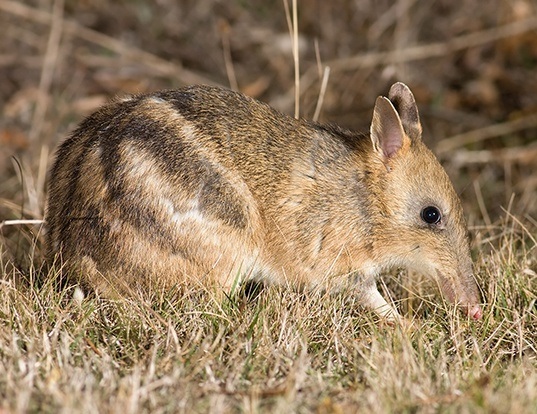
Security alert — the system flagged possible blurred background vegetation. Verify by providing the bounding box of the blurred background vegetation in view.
[1,0,536,266]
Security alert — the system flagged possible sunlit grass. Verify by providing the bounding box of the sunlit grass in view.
[0,210,535,413]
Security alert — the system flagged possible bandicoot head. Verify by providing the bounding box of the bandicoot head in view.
[369,83,482,319]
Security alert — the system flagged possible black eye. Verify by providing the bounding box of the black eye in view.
[421,206,442,224]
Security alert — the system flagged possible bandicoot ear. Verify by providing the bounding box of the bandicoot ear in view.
[388,82,422,141]
[370,96,406,159]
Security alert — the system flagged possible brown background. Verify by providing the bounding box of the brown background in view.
[1,0,536,261]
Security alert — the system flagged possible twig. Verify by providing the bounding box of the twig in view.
[313,38,322,78]
[312,66,330,122]
[0,219,45,230]
[292,0,299,119]
[447,142,537,165]
[283,0,300,119]
[437,113,537,154]
[0,0,216,86]
[219,20,239,91]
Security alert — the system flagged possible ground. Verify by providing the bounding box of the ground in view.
[0,0,536,412]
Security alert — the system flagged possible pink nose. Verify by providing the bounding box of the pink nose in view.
[467,304,483,320]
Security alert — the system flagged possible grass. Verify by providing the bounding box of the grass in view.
[0,209,535,413]
[1,0,536,412]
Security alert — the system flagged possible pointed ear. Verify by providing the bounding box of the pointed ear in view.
[388,82,422,141]
[370,96,406,159]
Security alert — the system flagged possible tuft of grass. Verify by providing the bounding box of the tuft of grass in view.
[0,209,535,413]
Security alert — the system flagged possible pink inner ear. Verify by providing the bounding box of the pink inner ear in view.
[382,127,403,158]
[371,97,405,159]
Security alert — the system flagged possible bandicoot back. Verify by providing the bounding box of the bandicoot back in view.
[45,82,482,320]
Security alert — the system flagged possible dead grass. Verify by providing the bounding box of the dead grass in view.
[0,212,535,413]
[0,0,536,412]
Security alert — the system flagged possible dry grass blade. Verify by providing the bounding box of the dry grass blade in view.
[449,142,537,165]
[219,19,239,92]
[312,66,330,122]
[0,0,217,86]
[0,219,44,230]
[283,0,300,118]
[437,113,537,154]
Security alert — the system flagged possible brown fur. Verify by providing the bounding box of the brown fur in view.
[45,83,482,319]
